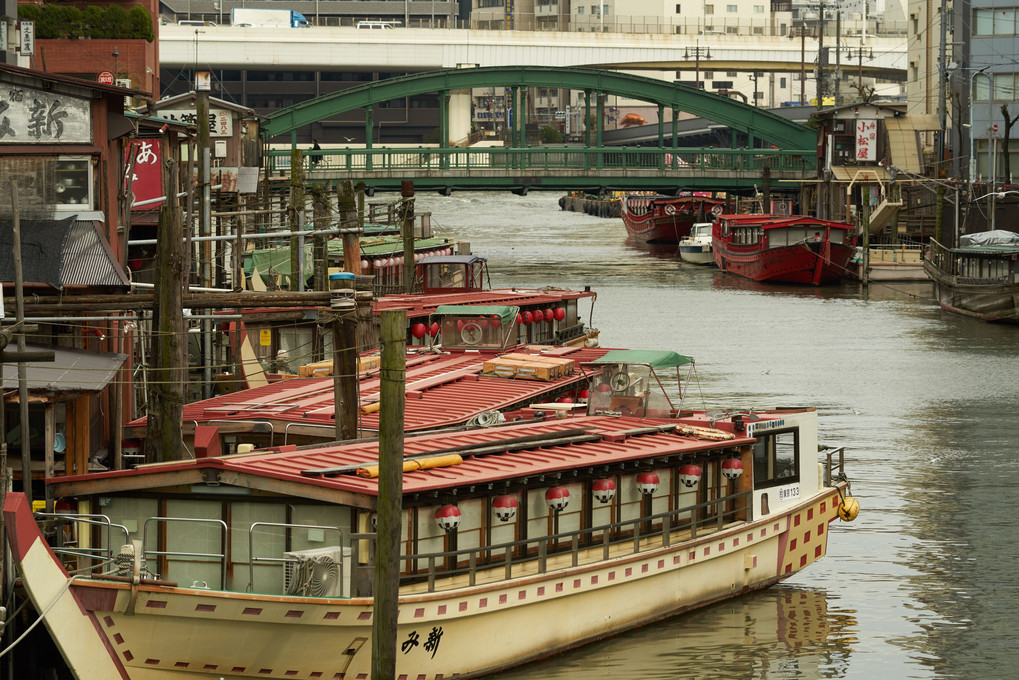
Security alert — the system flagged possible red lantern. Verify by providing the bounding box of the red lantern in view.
[489,315,502,328]
[679,464,702,489]
[553,307,566,321]
[556,396,573,403]
[592,478,616,503]
[457,319,465,332]
[522,311,533,325]
[543,308,554,322]
[435,504,461,532]
[429,322,439,336]
[545,486,569,512]
[722,457,744,481]
[411,323,426,339]
[578,388,590,399]
[492,495,518,522]
[516,313,524,325]
[636,471,660,496]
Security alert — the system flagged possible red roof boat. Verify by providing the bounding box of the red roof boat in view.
[621,194,725,244]
[712,214,857,285]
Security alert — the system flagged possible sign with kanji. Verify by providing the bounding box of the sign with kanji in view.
[0,83,91,144]
[159,108,233,137]
[855,119,877,162]
[128,138,163,210]
[19,21,33,56]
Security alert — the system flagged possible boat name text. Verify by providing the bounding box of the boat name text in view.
[402,626,444,659]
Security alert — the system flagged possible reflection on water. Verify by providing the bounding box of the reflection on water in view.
[490,587,858,680]
[414,192,1019,680]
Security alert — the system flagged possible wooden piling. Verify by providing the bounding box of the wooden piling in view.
[372,310,406,680]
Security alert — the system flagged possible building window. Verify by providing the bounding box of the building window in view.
[676,3,681,12]
[578,5,584,13]
[602,4,609,14]
[726,25,738,33]
[752,26,763,34]
[992,72,1018,100]
[754,4,764,12]
[727,4,737,11]
[704,4,714,14]
[703,71,714,79]
[780,76,787,88]
[55,157,93,210]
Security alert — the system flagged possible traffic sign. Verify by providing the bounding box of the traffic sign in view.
[97,71,115,85]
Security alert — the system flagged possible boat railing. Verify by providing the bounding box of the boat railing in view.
[927,238,1015,284]
[142,517,229,589]
[349,489,752,595]
[37,512,131,566]
[868,242,923,263]
[246,522,346,593]
[824,446,848,485]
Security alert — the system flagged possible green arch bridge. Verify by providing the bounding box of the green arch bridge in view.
[263,66,818,194]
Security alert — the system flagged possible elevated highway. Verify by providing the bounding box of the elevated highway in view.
[160,26,907,80]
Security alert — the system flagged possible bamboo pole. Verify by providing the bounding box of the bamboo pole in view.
[372,310,406,680]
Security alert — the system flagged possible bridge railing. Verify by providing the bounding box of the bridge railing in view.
[277,146,817,176]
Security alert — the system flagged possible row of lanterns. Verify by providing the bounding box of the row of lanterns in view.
[432,457,743,532]
[516,308,566,325]
[360,247,454,272]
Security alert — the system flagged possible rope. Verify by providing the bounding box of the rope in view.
[795,240,939,303]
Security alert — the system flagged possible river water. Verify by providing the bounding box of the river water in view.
[411,191,1019,680]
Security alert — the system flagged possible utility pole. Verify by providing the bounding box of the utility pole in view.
[195,73,214,399]
[10,179,31,507]
[936,0,949,175]
[401,181,415,294]
[817,0,826,108]
[372,310,406,680]
[834,10,842,106]
[331,273,358,442]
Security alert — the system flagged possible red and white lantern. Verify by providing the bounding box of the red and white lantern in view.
[545,486,570,512]
[592,478,616,503]
[679,464,702,489]
[435,504,461,532]
[492,495,518,522]
[636,471,660,496]
[722,457,744,481]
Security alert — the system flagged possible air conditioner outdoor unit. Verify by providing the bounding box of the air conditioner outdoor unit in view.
[282,546,351,598]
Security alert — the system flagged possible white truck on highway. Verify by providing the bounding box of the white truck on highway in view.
[231,8,309,28]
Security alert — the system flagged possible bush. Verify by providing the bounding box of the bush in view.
[539,125,563,144]
[20,4,154,41]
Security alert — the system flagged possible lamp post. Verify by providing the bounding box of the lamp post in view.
[969,66,991,186]
[112,47,119,79]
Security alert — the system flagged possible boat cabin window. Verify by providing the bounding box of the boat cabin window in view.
[752,428,799,489]
[587,364,670,417]
[423,261,485,292]
[960,256,1008,280]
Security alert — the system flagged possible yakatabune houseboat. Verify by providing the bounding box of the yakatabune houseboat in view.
[924,230,1019,322]
[712,214,857,285]
[620,194,725,244]
[123,305,627,454]
[9,353,857,680]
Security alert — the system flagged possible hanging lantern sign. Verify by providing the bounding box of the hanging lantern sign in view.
[543,308,554,322]
[636,471,660,496]
[592,478,616,503]
[679,464,702,489]
[435,504,461,532]
[492,495,518,522]
[722,457,744,481]
[545,486,570,512]
[553,307,566,321]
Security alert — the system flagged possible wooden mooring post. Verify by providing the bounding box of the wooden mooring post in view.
[372,310,406,679]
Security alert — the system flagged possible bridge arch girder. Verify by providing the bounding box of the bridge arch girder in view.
[263,66,815,149]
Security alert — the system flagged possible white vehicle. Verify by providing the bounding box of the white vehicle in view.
[356,20,397,29]
[231,8,309,28]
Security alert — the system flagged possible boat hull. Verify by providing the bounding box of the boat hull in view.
[923,259,1019,322]
[714,242,855,285]
[678,243,714,265]
[6,488,844,680]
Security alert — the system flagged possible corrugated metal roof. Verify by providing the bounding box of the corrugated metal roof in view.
[2,345,127,392]
[60,413,760,498]
[63,219,130,287]
[375,287,596,317]
[127,346,613,434]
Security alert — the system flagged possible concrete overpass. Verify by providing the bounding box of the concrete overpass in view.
[160,25,906,79]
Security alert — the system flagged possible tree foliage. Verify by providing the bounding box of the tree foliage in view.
[19,4,153,41]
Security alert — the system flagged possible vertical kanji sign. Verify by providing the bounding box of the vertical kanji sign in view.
[855,119,877,162]
[129,138,163,210]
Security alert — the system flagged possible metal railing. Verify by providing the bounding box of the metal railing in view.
[278,146,817,177]
[348,489,753,595]
[141,517,229,589]
[36,512,131,565]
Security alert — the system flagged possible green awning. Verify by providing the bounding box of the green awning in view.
[590,349,694,368]
[431,305,520,325]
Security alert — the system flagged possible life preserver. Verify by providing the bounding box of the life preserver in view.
[664,204,676,216]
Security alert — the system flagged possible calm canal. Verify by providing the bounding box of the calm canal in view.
[412,191,1019,680]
